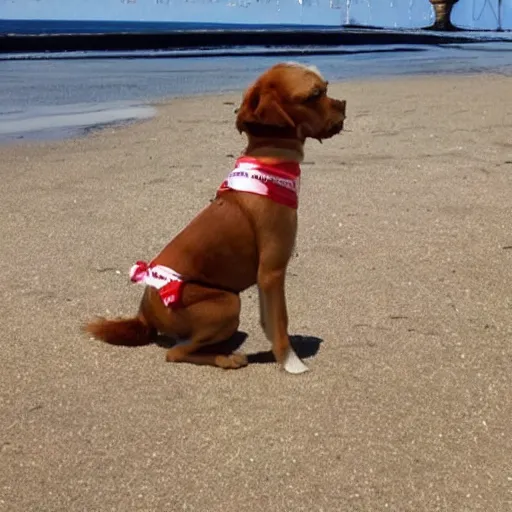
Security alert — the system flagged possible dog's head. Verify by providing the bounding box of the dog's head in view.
[236,62,346,142]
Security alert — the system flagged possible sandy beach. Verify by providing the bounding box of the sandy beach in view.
[1,72,511,511]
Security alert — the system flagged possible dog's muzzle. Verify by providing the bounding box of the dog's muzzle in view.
[320,118,345,139]
[330,119,345,134]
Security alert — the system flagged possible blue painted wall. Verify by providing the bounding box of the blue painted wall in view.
[1,0,510,30]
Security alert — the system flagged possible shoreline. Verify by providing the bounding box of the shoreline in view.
[2,40,512,145]
[0,101,156,145]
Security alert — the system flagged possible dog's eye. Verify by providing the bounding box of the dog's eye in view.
[305,89,324,102]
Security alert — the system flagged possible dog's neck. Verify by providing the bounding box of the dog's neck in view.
[242,135,305,163]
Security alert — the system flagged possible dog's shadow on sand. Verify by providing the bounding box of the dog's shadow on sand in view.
[154,331,323,365]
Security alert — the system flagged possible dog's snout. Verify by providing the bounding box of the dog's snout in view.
[332,99,347,115]
[328,99,346,135]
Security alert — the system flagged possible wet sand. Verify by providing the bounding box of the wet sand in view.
[1,72,511,511]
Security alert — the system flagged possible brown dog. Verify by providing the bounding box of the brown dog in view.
[85,62,346,373]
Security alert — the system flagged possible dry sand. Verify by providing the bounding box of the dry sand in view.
[1,72,511,512]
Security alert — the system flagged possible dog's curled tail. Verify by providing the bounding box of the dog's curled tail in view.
[84,316,152,346]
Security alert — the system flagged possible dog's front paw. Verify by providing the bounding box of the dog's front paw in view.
[283,347,309,374]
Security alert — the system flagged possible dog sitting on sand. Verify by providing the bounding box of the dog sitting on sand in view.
[85,62,346,374]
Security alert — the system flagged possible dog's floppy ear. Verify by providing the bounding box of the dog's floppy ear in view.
[236,85,295,134]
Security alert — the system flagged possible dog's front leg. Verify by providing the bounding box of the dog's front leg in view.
[257,269,309,374]
[258,286,270,340]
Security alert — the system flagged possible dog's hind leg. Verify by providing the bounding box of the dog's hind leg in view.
[165,290,247,369]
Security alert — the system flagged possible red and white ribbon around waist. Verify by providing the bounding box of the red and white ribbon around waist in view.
[129,261,184,307]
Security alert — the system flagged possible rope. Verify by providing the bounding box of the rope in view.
[472,0,500,23]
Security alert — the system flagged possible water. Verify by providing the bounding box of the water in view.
[0,19,336,35]
[1,41,511,143]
